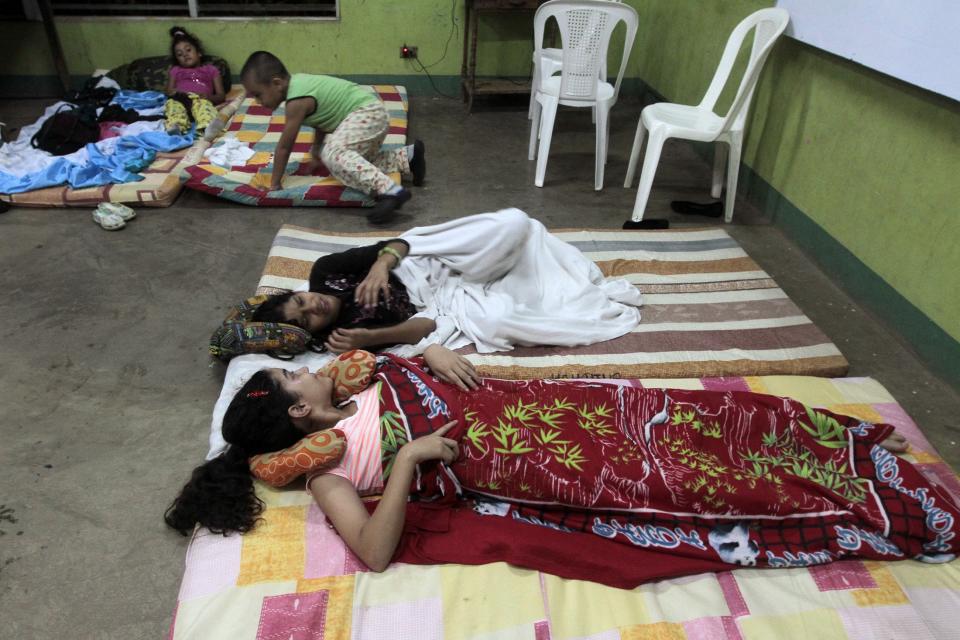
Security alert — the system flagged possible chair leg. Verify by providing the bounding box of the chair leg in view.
[528,97,541,161]
[629,130,666,222]
[711,142,727,199]
[534,98,558,188]
[723,135,743,223]
[594,103,609,191]
[623,116,647,188]
[603,110,612,165]
[527,62,539,120]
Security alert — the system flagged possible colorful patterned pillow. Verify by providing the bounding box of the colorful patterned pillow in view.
[248,350,377,486]
[209,295,314,362]
[250,428,346,487]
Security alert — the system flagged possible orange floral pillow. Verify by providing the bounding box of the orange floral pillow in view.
[322,349,376,403]
[250,429,346,487]
[248,350,377,486]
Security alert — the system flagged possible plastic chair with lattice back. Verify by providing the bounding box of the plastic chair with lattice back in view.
[623,8,789,223]
[526,0,624,121]
[528,0,638,191]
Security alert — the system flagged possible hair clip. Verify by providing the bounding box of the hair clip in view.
[247,390,270,399]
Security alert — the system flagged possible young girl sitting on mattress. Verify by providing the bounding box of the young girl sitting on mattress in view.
[164,26,225,133]
[163,349,957,586]
[251,208,644,359]
[240,50,423,224]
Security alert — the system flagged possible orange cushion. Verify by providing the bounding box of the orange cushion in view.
[323,349,376,403]
[250,428,347,487]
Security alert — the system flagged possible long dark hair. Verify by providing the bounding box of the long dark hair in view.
[169,25,205,62]
[164,370,303,536]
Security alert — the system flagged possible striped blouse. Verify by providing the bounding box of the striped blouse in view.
[307,384,384,496]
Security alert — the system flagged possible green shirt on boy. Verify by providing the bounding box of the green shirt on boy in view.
[286,73,378,132]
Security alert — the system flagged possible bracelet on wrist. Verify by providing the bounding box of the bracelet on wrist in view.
[377,245,404,267]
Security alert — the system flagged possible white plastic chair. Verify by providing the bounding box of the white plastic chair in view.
[527,0,624,121]
[528,0,638,191]
[623,8,789,223]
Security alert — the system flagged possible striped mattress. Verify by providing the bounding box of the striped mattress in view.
[256,223,849,379]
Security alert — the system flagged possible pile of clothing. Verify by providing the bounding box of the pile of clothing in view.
[0,75,195,196]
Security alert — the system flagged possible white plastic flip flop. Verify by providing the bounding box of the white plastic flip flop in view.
[96,202,136,221]
[92,207,126,231]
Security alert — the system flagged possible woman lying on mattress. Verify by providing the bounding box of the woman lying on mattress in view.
[251,208,642,363]
[166,349,960,587]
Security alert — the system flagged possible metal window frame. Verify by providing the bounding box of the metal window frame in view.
[39,1,340,20]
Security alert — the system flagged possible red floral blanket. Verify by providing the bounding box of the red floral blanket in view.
[372,356,959,586]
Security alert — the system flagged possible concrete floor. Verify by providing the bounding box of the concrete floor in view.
[1,95,958,638]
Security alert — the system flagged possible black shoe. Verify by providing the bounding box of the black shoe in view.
[368,188,411,225]
[670,200,723,217]
[411,139,426,186]
[623,219,669,230]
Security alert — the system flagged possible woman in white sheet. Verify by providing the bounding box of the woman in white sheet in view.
[252,208,643,380]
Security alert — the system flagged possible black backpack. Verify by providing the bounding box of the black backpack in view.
[31,104,100,156]
[67,76,118,108]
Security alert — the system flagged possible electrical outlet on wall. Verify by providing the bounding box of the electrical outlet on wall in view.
[400,44,418,59]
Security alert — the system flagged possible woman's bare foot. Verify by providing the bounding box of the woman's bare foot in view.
[880,430,909,453]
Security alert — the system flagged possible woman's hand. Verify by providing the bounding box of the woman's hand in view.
[325,328,372,353]
[423,345,480,391]
[355,261,391,309]
[397,421,459,465]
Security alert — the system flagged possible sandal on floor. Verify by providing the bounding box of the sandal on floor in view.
[92,208,126,231]
[96,202,136,221]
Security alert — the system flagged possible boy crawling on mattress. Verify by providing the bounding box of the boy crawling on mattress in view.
[240,51,425,224]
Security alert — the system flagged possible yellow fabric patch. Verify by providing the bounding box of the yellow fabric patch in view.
[753,376,847,407]
[235,130,263,143]
[907,449,943,464]
[832,377,895,403]
[249,151,273,165]
[544,574,650,637]
[738,609,845,640]
[439,563,544,639]
[743,376,769,394]
[851,562,909,606]
[828,403,883,424]
[887,556,960,589]
[295,575,355,640]
[621,621,687,640]
[237,505,306,585]
[241,114,272,125]
[356,564,441,606]
[638,378,706,391]
[250,172,273,191]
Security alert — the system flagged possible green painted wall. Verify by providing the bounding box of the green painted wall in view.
[626,0,960,379]
[0,0,542,79]
[2,0,958,378]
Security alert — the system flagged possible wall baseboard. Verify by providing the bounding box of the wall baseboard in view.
[737,163,960,388]
[0,74,655,99]
[0,74,471,98]
[634,80,960,388]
